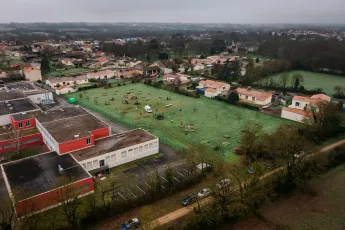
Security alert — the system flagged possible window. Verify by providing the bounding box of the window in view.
[105,156,110,163]
[245,95,248,99]
[111,154,116,161]
[144,144,148,151]
[86,138,91,145]
[154,142,158,148]
[4,144,12,149]
[93,160,97,167]
[79,184,90,191]
[139,146,143,153]
[252,97,256,101]
[26,121,31,126]
[149,143,153,149]
[134,147,138,154]
[23,138,40,144]
[121,151,127,158]
[128,149,133,155]
[295,102,300,106]
[82,163,86,169]
[87,162,92,169]
[18,123,23,128]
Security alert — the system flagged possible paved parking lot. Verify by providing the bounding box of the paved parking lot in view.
[98,160,198,203]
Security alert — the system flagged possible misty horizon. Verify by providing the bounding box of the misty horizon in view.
[1,0,345,24]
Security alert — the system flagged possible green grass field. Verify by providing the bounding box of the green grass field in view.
[257,70,345,95]
[67,84,293,161]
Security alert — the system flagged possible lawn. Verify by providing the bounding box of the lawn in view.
[66,84,293,161]
[256,70,345,95]
[48,68,96,77]
[224,164,345,230]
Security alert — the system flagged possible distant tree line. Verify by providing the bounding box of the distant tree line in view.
[258,38,345,75]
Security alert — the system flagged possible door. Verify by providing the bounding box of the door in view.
[99,160,105,167]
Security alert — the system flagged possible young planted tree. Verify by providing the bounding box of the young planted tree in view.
[303,101,343,141]
[164,166,175,194]
[8,126,23,157]
[55,179,81,229]
[0,197,16,230]
[333,85,344,97]
[291,73,304,90]
[239,121,264,164]
[279,73,290,93]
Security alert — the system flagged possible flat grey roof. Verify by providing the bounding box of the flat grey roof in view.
[42,114,108,143]
[71,129,157,161]
[2,151,90,201]
[11,106,87,122]
[0,99,38,116]
[0,90,25,102]
[6,82,36,91]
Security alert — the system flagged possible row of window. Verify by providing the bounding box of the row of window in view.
[18,121,31,128]
[82,141,158,169]
[243,95,256,101]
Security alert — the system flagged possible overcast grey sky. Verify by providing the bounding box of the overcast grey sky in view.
[1,0,345,24]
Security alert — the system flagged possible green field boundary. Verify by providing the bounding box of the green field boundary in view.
[73,99,187,152]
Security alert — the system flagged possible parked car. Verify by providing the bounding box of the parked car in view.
[121,218,140,230]
[197,188,211,198]
[181,193,195,206]
[216,179,231,189]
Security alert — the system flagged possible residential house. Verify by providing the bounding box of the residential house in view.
[87,70,114,80]
[193,63,205,71]
[281,94,331,122]
[148,61,173,75]
[197,80,230,98]
[61,58,74,67]
[46,75,88,88]
[236,88,272,105]
[98,57,109,65]
[55,85,77,95]
[164,73,190,84]
[23,67,42,82]
[116,69,143,78]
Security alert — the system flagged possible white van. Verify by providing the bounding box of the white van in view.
[144,105,152,113]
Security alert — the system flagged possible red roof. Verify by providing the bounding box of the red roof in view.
[206,88,217,93]
[282,107,310,116]
[200,79,228,89]
[236,88,272,101]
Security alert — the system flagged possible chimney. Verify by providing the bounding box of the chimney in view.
[247,86,252,91]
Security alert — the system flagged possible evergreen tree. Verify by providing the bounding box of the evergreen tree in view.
[40,55,50,76]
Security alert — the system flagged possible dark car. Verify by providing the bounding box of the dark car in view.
[181,193,195,206]
[121,218,140,230]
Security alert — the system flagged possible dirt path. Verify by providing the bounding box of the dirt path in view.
[151,138,345,228]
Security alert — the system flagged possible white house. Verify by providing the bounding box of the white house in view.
[61,59,74,67]
[46,75,88,88]
[87,70,114,80]
[281,94,331,123]
[164,73,190,84]
[55,86,77,95]
[23,68,42,82]
[193,64,205,71]
[236,88,272,105]
[197,80,230,98]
